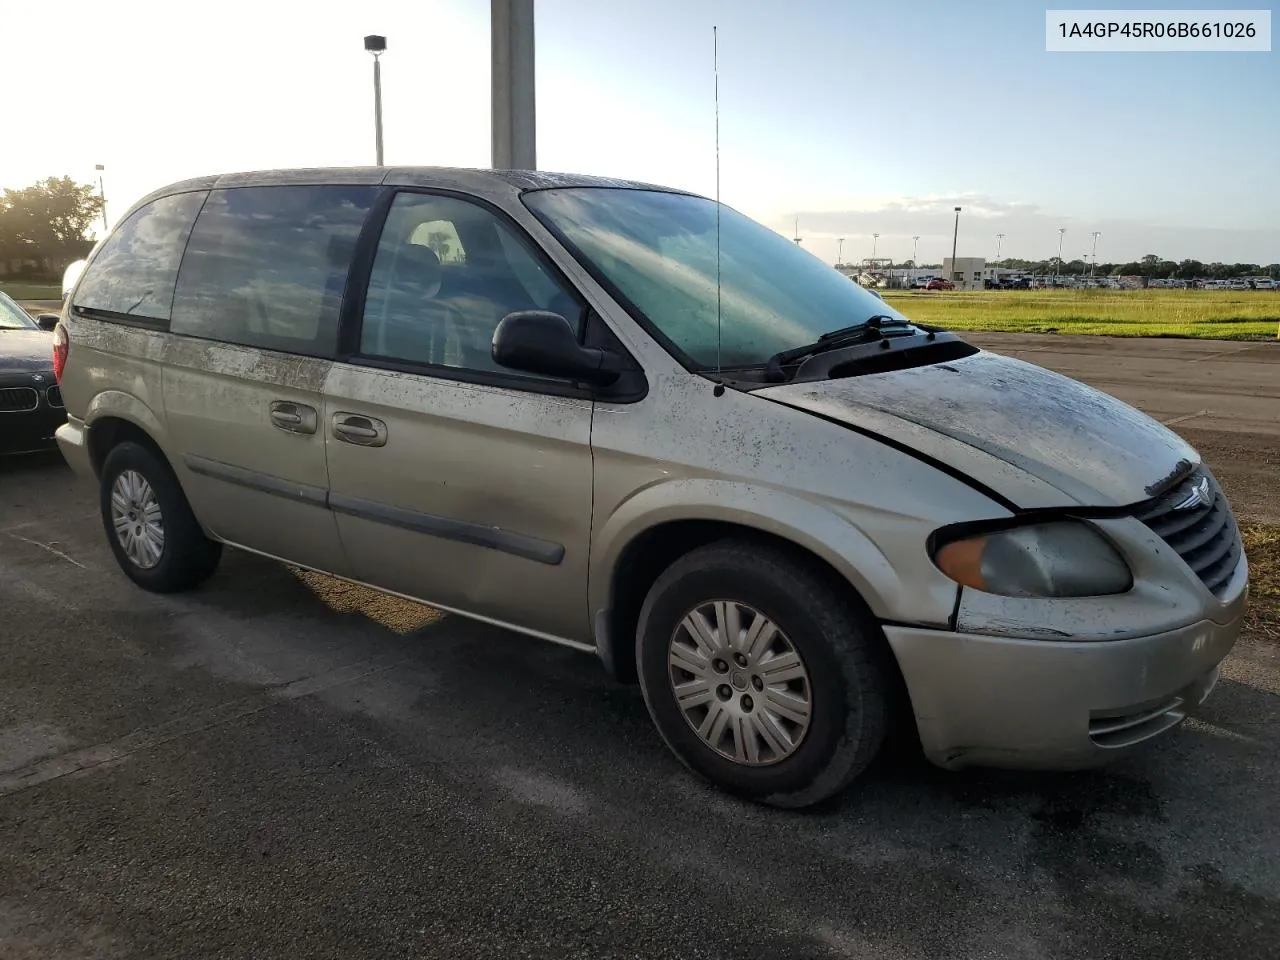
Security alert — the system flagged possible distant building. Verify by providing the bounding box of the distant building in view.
[941,257,986,291]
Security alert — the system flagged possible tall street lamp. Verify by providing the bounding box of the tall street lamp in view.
[94,164,107,231]
[837,237,844,265]
[364,35,387,166]
[1090,231,1102,278]
[1055,227,1066,282]
[871,233,879,259]
[950,207,961,279]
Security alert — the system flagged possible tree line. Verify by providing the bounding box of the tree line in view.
[0,176,103,280]
[907,253,1279,280]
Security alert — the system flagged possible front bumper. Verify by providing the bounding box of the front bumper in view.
[885,611,1243,771]
[1,405,65,454]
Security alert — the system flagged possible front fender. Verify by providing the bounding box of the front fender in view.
[589,478,918,625]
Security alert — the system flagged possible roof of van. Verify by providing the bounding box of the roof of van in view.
[131,166,697,214]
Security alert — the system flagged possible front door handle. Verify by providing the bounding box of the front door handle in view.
[270,401,318,435]
[332,412,388,447]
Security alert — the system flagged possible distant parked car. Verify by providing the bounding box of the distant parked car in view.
[925,278,954,290]
[0,290,65,454]
[61,259,88,301]
[1250,278,1276,290]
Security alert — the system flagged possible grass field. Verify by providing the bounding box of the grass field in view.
[0,281,60,301]
[1244,524,1279,644]
[882,289,1280,339]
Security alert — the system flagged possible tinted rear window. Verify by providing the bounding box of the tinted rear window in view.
[170,185,377,355]
[72,191,208,321]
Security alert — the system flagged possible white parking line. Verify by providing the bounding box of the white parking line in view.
[6,534,87,569]
[1161,409,1210,427]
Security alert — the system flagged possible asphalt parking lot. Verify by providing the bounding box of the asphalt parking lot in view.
[2,448,1279,960]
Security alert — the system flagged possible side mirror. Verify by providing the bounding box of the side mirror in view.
[492,311,621,387]
[36,314,60,331]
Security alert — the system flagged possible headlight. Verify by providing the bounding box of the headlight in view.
[932,520,1132,598]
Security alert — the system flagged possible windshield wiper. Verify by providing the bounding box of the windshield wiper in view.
[764,316,911,382]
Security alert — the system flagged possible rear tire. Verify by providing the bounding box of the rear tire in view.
[636,539,890,808]
[100,441,221,593]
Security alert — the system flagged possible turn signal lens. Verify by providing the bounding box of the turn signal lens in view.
[935,537,988,591]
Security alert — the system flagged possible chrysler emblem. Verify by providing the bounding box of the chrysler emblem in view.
[31,373,45,384]
[1173,476,1211,511]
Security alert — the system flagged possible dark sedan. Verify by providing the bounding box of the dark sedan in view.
[0,291,65,454]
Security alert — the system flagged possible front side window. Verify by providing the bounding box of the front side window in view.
[360,192,583,377]
[72,191,208,322]
[170,185,377,355]
[523,188,907,369]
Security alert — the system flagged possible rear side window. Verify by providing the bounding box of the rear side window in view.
[170,185,377,355]
[72,191,208,322]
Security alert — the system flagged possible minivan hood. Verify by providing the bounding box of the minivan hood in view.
[754,350,1197,509]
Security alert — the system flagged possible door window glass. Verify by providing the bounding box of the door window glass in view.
[171,185,377,355]
[360,193,583,375]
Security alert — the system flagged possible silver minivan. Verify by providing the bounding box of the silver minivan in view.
[53,167,1248,807]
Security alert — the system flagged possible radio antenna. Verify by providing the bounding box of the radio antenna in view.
[713,25,723,384]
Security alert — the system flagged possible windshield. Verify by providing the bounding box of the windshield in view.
[0,292,37,330]
[523,187,909,368]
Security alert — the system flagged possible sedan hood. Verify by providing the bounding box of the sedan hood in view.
[0,329,55,374]
[754,350,1197,509]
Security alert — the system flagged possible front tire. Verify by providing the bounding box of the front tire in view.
[100,441,222,593]
[636,540,890,808]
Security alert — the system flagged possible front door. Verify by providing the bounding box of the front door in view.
[162,183,379,575]
[323,191,595,642]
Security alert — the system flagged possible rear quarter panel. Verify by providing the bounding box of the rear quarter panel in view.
[59,316,174,464]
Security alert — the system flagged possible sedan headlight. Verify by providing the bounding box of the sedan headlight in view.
[932,520,1132,598]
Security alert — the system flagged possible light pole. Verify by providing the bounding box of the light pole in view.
[1055,227,1066,282]
[364,35,387,166]
[950,207,961,280]
[994,232,1004,285]
[837,237,844,266]
[1090,231,1101,278]
[872,233,879,259]
[793,217,801,245]
[492,0,536,169]
[94,164,107,231]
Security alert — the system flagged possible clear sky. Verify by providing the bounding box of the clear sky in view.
[3,0,1276,266]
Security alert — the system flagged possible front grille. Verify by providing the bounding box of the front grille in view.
[45,385,63,408]
[1133,468,1242,596]
[0,386,39,412]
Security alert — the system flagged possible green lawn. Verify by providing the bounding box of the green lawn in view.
[881,289,1280,339]
[0,281,61,301]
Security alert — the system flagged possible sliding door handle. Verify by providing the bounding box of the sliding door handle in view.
[332,412,388,447]
[270,401,317,435]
